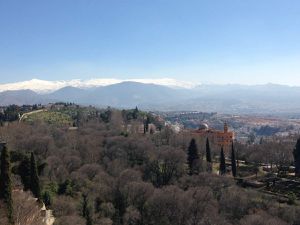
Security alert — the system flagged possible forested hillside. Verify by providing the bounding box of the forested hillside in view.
[0,105,300,225]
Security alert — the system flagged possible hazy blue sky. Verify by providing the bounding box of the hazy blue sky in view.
[0,0,300,85]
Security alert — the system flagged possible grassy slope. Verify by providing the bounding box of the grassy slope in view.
[24,111,73,126]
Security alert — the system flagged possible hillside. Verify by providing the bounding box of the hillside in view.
[0,90,48,106]
[0,105,300,225]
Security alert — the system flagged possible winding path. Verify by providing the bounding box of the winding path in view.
[19,109,46,122]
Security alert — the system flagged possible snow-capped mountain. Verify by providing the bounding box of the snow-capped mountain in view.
[0,78,198,93]
[2,79,300,114]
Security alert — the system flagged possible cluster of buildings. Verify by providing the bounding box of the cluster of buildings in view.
[192,122,234,153]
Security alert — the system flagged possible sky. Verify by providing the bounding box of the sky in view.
[0,0,300,85]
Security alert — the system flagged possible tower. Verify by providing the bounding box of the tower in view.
[224,122,228,133]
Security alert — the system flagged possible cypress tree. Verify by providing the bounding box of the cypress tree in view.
[42,190,53,207]
[293,138,300,177]
[187,138,199,175]
[144,116,150,133]
[206,138,212,163]
[231,143,237,177]
[82,194,88,218]
[82,194,93,225]
[219,147,226,175]
[113,189,126,224]
[19,155,31,191]
[133,106,139,119]
[86,208,93,225]
[0,144,13,222]
[30,152,41,200]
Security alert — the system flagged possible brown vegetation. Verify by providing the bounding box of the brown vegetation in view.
[0,107,299,225]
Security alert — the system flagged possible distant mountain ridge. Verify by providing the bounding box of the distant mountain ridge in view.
[1,81,300,114]
[0,90,51,106]
[0,78,197,93]
[46,82,189,108]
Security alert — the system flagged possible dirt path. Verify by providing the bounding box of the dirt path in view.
[19,109,46,122]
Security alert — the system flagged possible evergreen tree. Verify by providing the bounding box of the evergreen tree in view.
[113,189,126,224]
[0,144,13,222]
[19,155,31,191]
[86,208,93,225]
[219,147,226,175]
[293,138,300,177]
[187,138,199,175]
[133,106,139,119]
[82,194,88,218]
[42,190,53,207]
[206,138,212,163]
[58,179,73,196]
[144,116,150,133]
[30,152,41,200]
[82,194,93,225]
[231,143,237,177]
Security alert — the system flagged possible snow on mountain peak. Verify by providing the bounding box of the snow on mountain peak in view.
[0,78,198,93]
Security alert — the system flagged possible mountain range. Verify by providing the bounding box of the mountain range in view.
[0,78,196,93]
[1,79,300,115]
